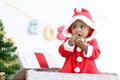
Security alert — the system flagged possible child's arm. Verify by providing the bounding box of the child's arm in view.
[58,38,74,58]
[83,38,101,59]
[68,35,76,46]
[75,38,100,59]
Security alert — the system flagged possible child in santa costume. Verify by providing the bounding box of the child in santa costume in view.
[58,8,101,74]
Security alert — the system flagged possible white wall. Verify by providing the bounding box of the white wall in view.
[0,0,120,77]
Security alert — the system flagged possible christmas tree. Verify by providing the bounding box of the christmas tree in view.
[0,20,20,80]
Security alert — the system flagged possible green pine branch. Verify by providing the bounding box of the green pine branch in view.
[0,19,21,79]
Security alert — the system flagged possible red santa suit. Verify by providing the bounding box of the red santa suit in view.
[58,8,101,74]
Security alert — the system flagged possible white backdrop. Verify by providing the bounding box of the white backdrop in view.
[0,0,120,77]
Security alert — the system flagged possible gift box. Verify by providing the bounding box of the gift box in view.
[14,51,63,80]
[17,51,64,69]
[26,69,119,80]
[15,52,119,80]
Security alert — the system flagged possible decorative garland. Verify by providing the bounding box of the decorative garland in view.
[28,20,40,35]
[0,0,66,41]
[57,25,67,40]
[43,24,57,41]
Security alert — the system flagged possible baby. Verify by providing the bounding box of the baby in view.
[58,8,101,74]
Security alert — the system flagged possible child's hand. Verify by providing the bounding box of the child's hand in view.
[75,37,88,53]
[68,35,76,46]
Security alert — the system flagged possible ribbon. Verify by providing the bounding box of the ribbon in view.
[35,52,49,68]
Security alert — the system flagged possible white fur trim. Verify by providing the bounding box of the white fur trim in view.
[76,47,82,52]
[62,25,72,38]
[68,15,95,30]
[63,15,97,39]
[83,44,93,58]
[63,39,74,52]
[76,8,82,12]
[74,67,80,72]
[85,29,97,41]
[76,57,82,62]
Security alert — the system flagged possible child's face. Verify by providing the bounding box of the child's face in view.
[71,19,91,38]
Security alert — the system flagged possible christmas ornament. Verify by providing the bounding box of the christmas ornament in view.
[0,72,5,80]
[75,35,85,42]
[43,24,56,41]
[28,20,40,35]
[57,25,67,40]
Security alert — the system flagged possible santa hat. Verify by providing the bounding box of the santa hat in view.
[63,8,97,41]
